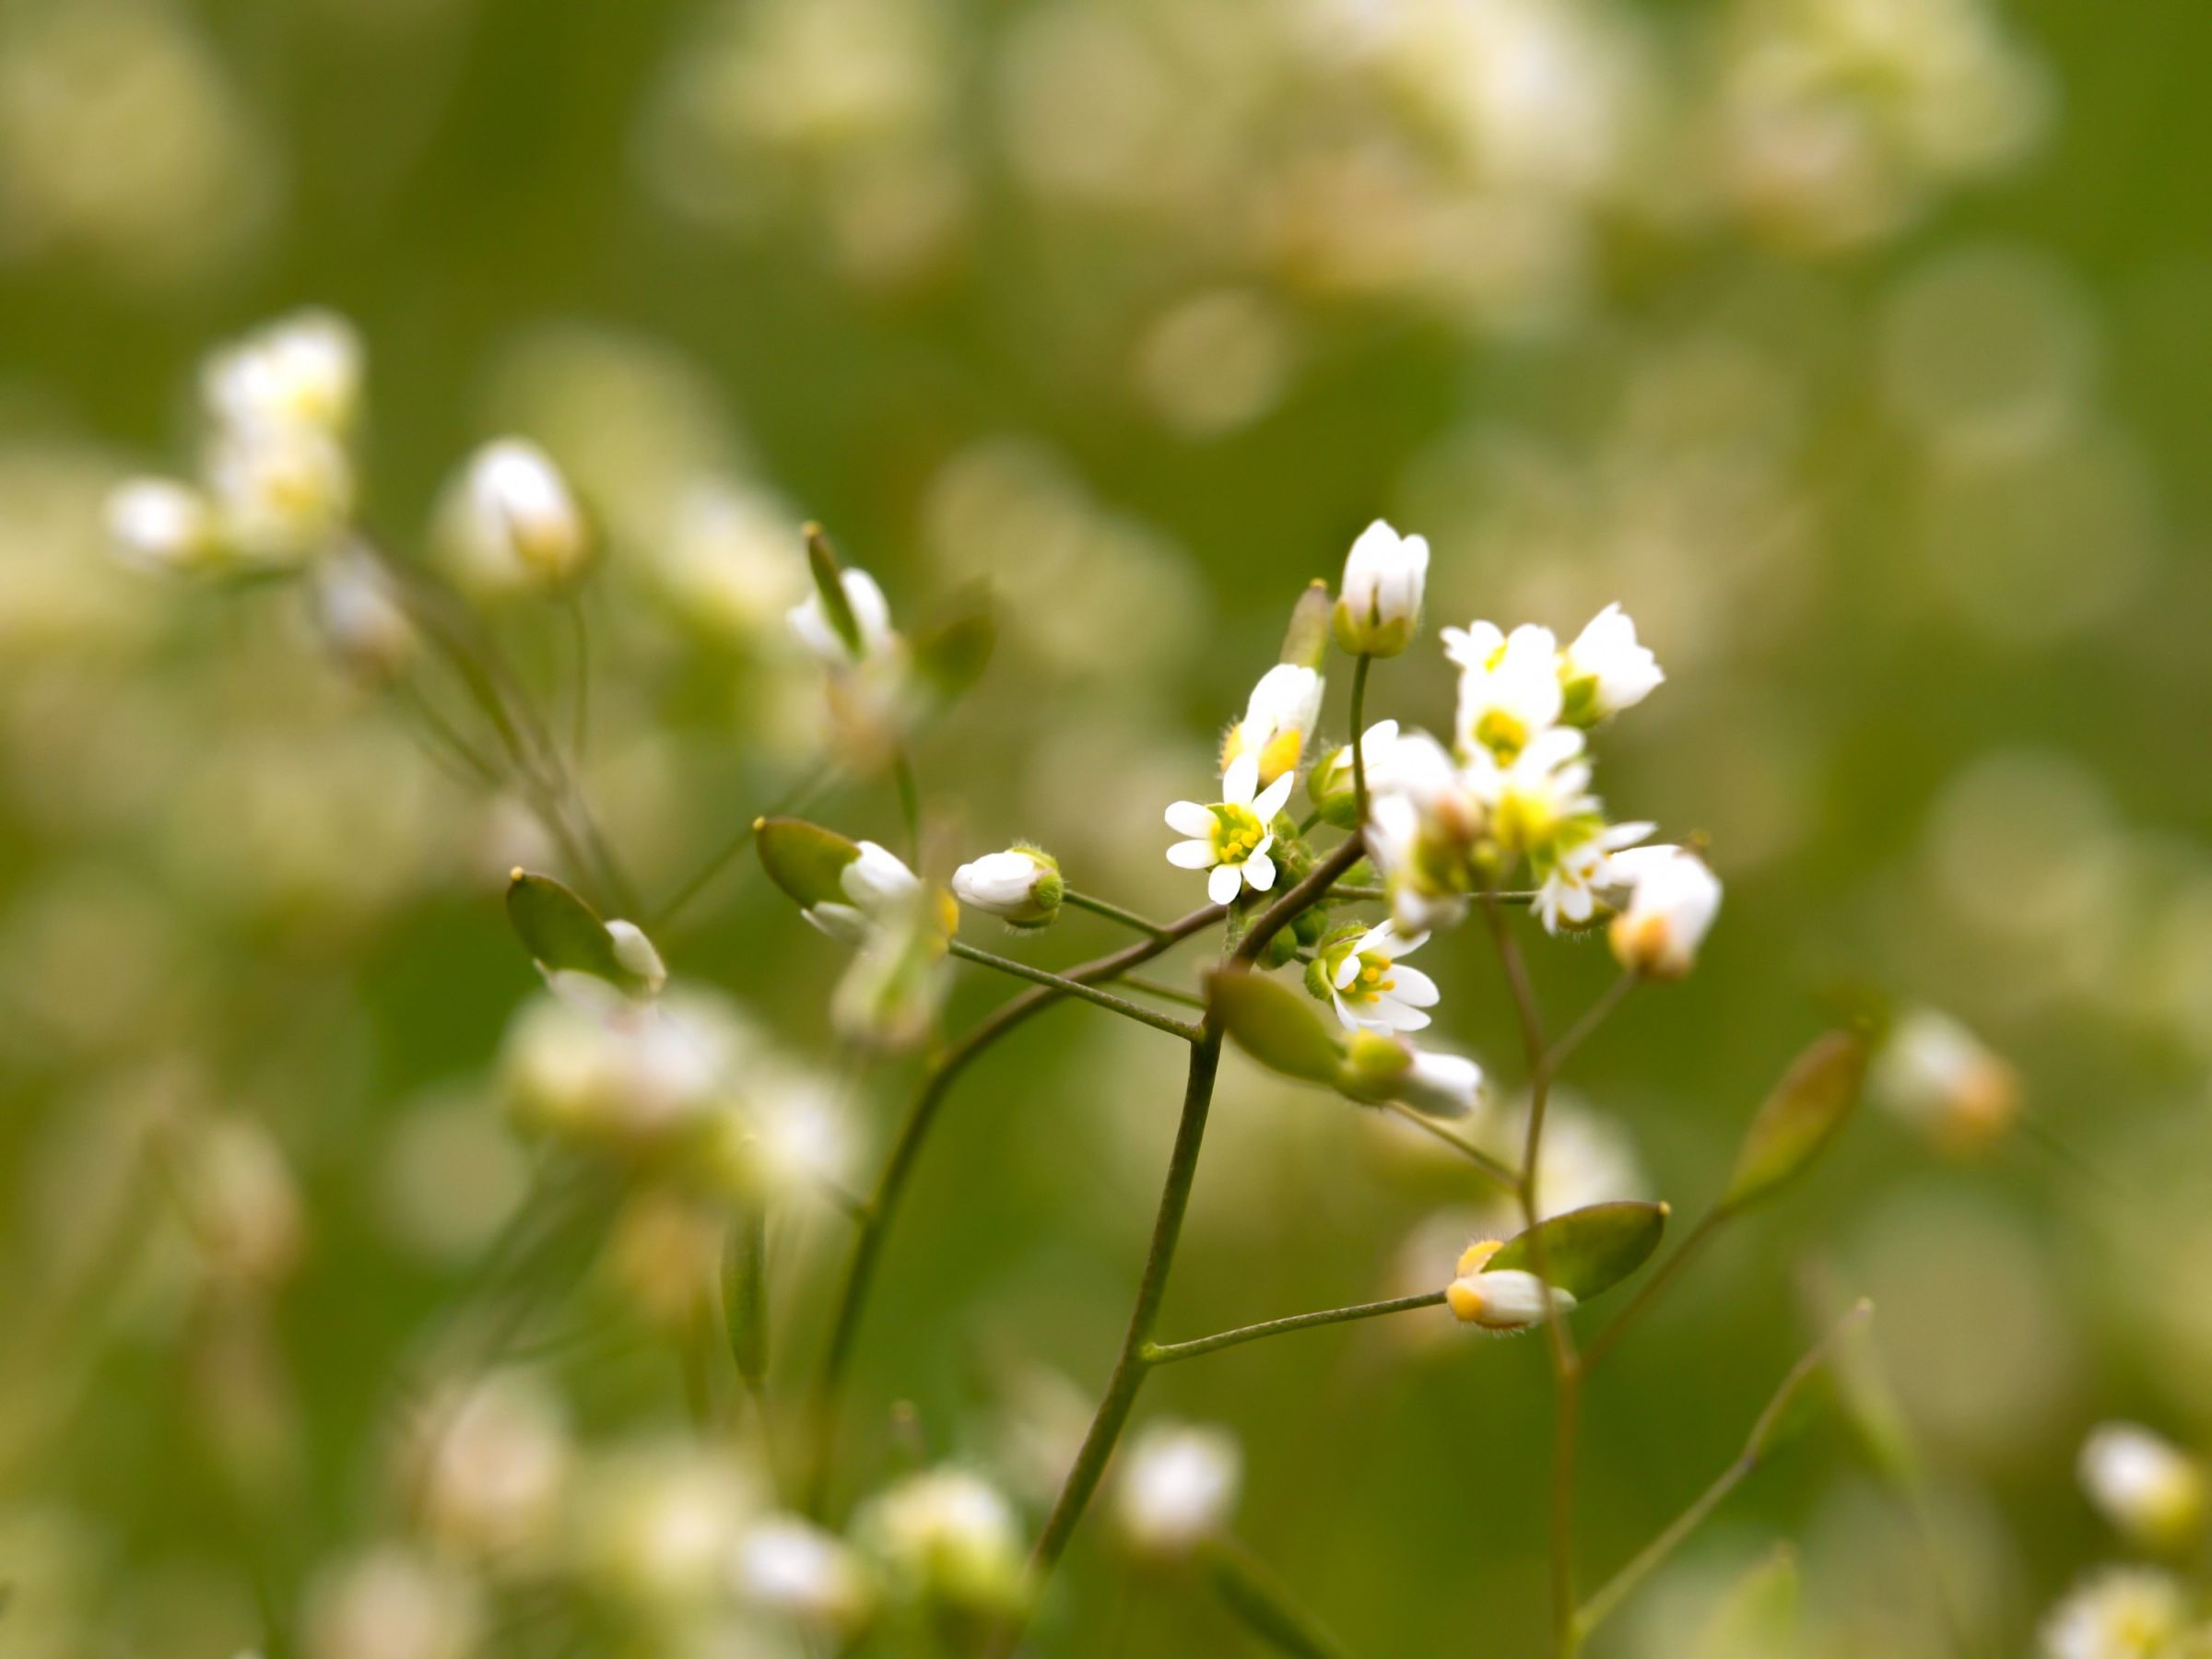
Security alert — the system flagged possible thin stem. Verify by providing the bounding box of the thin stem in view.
[947,941,1204,1041]
[1329,885,1535,905]
[1064,889,1172,939]
[564,588,591,763]
[891,747,922,863]
[1572,1302,1873,1644]
[1348,653,1373,830]
[1202,1534,1359,1659]
[1235,837,1370,966]
[1378,1101,1518,1192]
[390,677,503,790]
[1579,1207,1727,1374]
[1541,971,1639,1085]
[647,763,834,933]
[1145,1291,1446,1366]
[1115,972,1207,1010]
[805,903,1226,1517]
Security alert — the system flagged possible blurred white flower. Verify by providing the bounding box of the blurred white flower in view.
[790,565,898,665]
[806,840,923,944]
[953,845,1063,929]
[1870,1006,2021,1154]
[408,1371,571,1570]
[854,1465,1026,1616]
[1312,919,1439,1033]
[1166,752,1295,907]
[203,311,362,440]
[1220,663,1324,787]
[1466,725,1596,856]
[734,1514,877,1636]
[441,440,590,594]
[1607,844,1722,978]
[302,1545,482,1659]
[832,884,951,1053]
[1559,603,1662,723]
[105,477,216,574]
[1446,619,1561,759]
[1114,1422,1242,1558]
[1530,815,1654,935]
[2079,1424,2206,1552]
[1335,519,1429,657]
[311,546,417,682]
[575,1443,759,1612]
[2038,1565,2193,1659]
[206,424,354,567]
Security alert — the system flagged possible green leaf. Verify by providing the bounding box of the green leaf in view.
[912,584,995,700]
[1208,968,1346,1087]
[1722,1031,1866,1213]
[755,817,862,910]
[504,870,648,993]
[1488,1200,1668,1300]
[722,1204,769,1390]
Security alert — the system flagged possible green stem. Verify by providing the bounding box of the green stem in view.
[1348,654,1373,830]
[1327,885,1535,905]
[1113,972,1206,1010]
[804,904,1226,1518]
[1146,1291,1446,1366]
[1572,1303,1873,1645]
[564,587,591,763]
[647,763,835,933]
[1378,1101,1518,1192]
[1202,1534,1359,1659]
[1064,889,1172,938]
[891,747,922,863]
[947,941,1204,1041]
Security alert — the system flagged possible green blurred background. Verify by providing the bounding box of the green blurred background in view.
[5,0,2212,1653]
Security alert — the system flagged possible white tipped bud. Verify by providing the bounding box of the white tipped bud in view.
[1220,663,1324,787]
[1114,1422,1241,1559]
[1559,604,1663,724]
[854,1467,1026,1618]
[467,440,589,585]
[106,477,218,574]
[312,547,417,681]
[952,847,1063,928]
[603,920,668,998]
[1334,519,1428,657]
[733,1515,877,1636]
[1871,1006,2020,1155]
[2079,1424,2206,1549]
[789,567,897,665]
[806,841,924,943]
[1341,1031,1484,1120]
[2039,1566,2192,1659]
[1607,845,1722,979]
[1445,1242,1572,1332]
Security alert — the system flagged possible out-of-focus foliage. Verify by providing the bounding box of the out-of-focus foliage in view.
[5,0,2212,1654]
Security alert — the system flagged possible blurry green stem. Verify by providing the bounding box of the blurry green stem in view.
[646,762,835,933]
[1571,1302,1874,1645]
[1348,653,1372,830]
[1202,1535,1359,1659]
[1113,972,1206,1010]
[805,903,1227,1518]
[891,747,922,862]
[947,941,1204,1041]
[1378,1100,1518,1192]
[564,588,590,763]
[1064,889,1172,938]
[1145,1290,1446,1366]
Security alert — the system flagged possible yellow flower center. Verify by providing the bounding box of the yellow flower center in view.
[1211,806,1265,865]
[1345,950,1394,1004]
[1475,708,1526,759]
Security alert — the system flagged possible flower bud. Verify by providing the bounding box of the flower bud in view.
[854,1466,1027,1618]
[1114,1422,1241,1559]
[790,526,899,665]
[1333,520,1428,657]
[1220,663,1325,787]
[2079,1423,2206,1549]
[1870,1006,2020,1156]
[951,846,1063,929]
[1559,604,1662,724]
[1607,845,1721,979]
[1339,1031,1483,1119]
[735,1515,878,1637]
[106,477,218,574]
[303,1545,482,1659]
[1307,720,1399,830]
[1445,1240,1574,1332]
[465,439,589,586]
[312,547,416,681]
[1278,578,1333,670]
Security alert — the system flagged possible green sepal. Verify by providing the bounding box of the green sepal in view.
[1487,1200,1668,1300]
[756,817,863,910]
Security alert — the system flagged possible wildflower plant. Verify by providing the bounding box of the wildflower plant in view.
[109,317,1891,1657]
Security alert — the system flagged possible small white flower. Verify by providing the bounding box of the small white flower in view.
[1445,1241,1572,1333]
[1165,752,1296,908]
[789,567,898,665]
[106,477,217,574]
[312,546,416,680]
[202,310,362,439]
[2039,1565,2193,1659]
[1445,620,1563,759]
[1220,663,1325,786]
[1871,1006,2021,1153]
[469,439,589,583]
[734,1515,877,1635]
[303,1545,482,1659]
[1334,519,1429,657]
[1531,817,1654,934]
[855,1466,1026,1616]
[1364,730,1489,934]
[604,921,669,997]
[1398,1045,1485,1119]
[1465,725,1596,854]
[1317,920,1440,1033]
[1115,1422,1242,1558]
[1559,603,1663,723]
[806,841,923,943]
[2080,1424,2206,1550]
[952,847,1063,928]
[1607,844,1722,979]
[206,423,354,566]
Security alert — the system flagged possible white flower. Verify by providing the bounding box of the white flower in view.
[952,847,1063,928]
[1531,817,1654,934]
[789,567,898,665]
[604,921,668,997]
[1398,1045,1485,1118]
[2039,1566,2193,1659]
[1445,620,1562,759]
[467,439,589,584]
[1559,604,1663,723]
[2080,1424,2206,1550]
[206,424,354,566]
[855,1466,1025,1616]
[1465,725,1596,855]
[1365,731,1489,934]
[1219,663,1324,786]
[806,841,923,943]
[1315,920,1440,1033]
[1607,845,1722,979]
[409,1371,571,1568]
[106,477,217,574]
[1871,1006,2021,1153]
[734,1515,877,1635]
[312,546,417,680]
[303,1545,482,1659]
[1445,1240,1572,1333]
[1334,519,1429,657]
[1165,752,1296,907]
[1115,1422,1242,1558]
[202,310,362,439]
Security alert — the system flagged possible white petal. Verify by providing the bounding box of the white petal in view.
[1165,800,1215,838]
[1369,998,1431,1032]
[1253,771,1296,821]
[1207,864,1243,906]
[1222,752,1260,806]
[1387,966,1441,1006]
[1242,852,1276,892]
[1329,992,1363,1032]
[1333,953,1360,990]
[1167,840,1218,870]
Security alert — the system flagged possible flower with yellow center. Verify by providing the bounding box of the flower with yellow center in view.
[1466,725,1599,856]
[1310,920,1439,1033]
[1445,620,1561,760]
[1219,664,1324,788]
[1165,753,1296,907]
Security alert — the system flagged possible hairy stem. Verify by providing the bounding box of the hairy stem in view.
[947,941,1204,1041]
[1145,1290,1447,1366]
